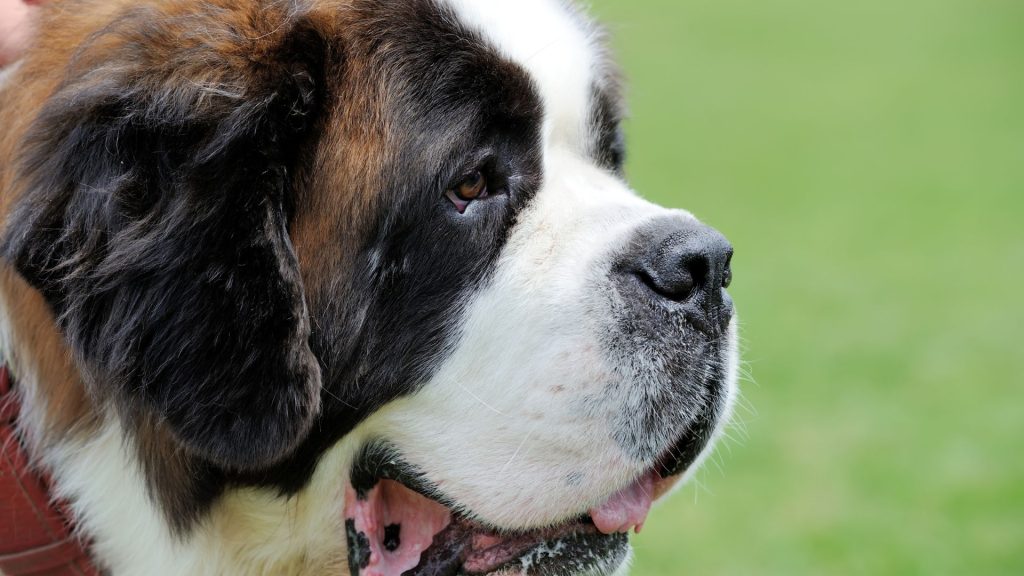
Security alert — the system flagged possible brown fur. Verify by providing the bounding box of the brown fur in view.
[0,0,395,455]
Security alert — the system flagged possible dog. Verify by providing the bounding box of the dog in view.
[0,0,739,574]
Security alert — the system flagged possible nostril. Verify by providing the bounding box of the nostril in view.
[618,219,733,334]
[635,266,695,303]
[635,244,721,304]
[722,251,734,289]
[685,255,709,292]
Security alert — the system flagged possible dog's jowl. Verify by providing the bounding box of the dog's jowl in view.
[0,0,739,574]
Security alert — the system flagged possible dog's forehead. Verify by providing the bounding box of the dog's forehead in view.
[440,0,600,147]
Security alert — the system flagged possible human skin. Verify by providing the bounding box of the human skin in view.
[0,0,40,67]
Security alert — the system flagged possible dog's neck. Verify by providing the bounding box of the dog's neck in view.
[0,269,101,574]
[0,362,100,575]
[0,269,353,575]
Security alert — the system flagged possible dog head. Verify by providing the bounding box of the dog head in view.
[1,0,738,573]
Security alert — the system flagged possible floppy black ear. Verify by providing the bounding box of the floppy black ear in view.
[1,6,327,470]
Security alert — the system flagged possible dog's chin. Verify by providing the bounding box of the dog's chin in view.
[342,440,700,576]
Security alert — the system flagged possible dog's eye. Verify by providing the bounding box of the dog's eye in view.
[445,171,488,213]
[455,171,487,201]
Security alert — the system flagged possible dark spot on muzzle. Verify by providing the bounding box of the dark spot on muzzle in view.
[346,519,372,573]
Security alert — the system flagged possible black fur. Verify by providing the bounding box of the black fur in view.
[1,6,327,472]
[230,0,546,494]
[591,84,627,174]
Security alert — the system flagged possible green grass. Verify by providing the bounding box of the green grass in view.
[585,0,1024,574]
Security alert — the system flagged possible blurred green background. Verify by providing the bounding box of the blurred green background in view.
[585,0,1024,574]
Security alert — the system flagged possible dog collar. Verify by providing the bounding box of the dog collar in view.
[0,363,100,576]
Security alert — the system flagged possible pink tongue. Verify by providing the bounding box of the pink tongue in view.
[588,471,657,535]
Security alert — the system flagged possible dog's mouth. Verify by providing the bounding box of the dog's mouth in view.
[344,443,694,576]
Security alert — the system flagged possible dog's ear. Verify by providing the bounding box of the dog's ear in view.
[1,5,329,470]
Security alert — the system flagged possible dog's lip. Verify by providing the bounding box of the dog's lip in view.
[655,408,721,478]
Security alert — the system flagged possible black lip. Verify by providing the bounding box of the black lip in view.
[350,443,442,502]
[481,531,629,576]
[655,407,720,478]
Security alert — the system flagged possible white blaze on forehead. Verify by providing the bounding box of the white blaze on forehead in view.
[441,0,598,149]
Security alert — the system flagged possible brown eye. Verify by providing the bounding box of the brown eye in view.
[445,170,488,213]
[454,171,486,201]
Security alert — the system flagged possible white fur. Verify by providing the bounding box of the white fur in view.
[23,408,363,575]
[0,62,21,88]
[442,0,599,150]
[0,283,11,374]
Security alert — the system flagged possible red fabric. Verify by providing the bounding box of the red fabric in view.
[0,365,100,576]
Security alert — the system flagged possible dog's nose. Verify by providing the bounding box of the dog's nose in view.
[619,216,734,333]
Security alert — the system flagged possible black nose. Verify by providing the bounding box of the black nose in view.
[619,217,734,332]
